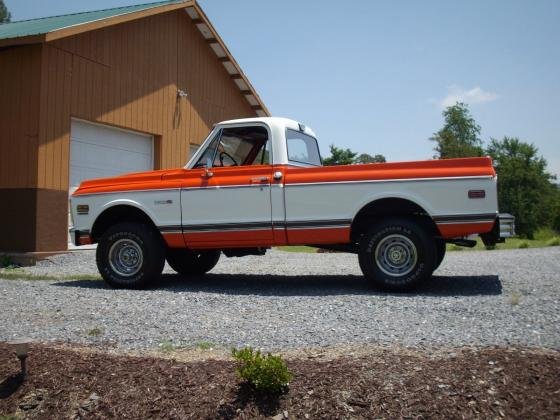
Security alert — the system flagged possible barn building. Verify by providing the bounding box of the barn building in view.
[0,0,268,256]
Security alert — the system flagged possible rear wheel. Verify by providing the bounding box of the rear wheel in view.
[96,222,165,289]
[358,218,436,292]
[166,249,221,276]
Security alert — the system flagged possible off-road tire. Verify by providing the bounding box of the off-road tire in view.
[358,218,436,292]
[96,222,165,289]
[166,249,221,276]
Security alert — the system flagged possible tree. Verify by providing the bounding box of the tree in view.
[486,137,556,238]
[322,146,387,166]
[356,153,386,164]
[431,102,484,159]
[0,0,10,23]
[323,145,357,166]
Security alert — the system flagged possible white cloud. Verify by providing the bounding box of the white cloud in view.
[437,85,499,108]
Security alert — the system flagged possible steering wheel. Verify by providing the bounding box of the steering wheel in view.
[219,151,238,166]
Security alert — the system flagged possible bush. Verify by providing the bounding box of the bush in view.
[232,347,293,393]
[534,227,557,241]
[546,237,560,247]
[518,241,529,249]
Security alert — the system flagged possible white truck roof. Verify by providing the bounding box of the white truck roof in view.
[217,117,317,138]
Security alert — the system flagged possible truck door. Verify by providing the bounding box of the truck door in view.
[180,125,274,248]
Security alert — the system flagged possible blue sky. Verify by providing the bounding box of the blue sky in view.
[6,0,560,176]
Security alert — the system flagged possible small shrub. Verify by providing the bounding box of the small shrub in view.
[87,327,103,337]
[232,347,293,394]
[546,237,560,247]
[517,241,529,249]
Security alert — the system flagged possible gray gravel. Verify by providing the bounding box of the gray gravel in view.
[1,247,559,350]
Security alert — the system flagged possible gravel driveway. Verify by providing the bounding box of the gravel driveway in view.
[1,247,559,350]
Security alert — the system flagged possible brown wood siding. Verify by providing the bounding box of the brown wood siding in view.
[37,9,257,191]
[0,44,42,189]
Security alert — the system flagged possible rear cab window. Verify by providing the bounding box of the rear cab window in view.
[286,129,322,166]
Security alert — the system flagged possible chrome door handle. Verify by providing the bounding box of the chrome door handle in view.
[250,177,269,183]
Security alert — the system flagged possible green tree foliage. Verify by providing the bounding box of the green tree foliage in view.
[356,153,386,164]
[323,145,386,166]
[0,0,10,23]
[486,137,558,238]
[431,102,484,158]
[322,145,357,165]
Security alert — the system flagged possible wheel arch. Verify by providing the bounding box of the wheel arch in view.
[91,203,159,242]
[350,197,439,240]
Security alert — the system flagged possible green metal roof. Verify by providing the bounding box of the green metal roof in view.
[0,0,185,41]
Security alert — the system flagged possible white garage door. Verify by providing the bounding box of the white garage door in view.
[69,119,153,193]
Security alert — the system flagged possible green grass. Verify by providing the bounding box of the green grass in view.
[87,327,104,337]
[195,341,215,350]
[0,414,21,420]
[158,340,177,353]
[546,237,560,246]
[0,269,101,281]
[276,246,318,253]
[533,227,557,241]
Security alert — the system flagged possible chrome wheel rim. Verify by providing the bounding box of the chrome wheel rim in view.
[375,234,417,277]
[108,239,143,277]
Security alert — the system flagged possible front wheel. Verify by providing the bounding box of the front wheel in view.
[358,218,436,292]
[434,239,446,271]
[166,249,221,276]
[96,222,165,289]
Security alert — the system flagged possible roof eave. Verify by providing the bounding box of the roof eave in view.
[0,33,45,48]
[0,0,269,116]
[190,2,270,117]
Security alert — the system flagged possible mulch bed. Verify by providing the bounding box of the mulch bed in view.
[1,343,558,419]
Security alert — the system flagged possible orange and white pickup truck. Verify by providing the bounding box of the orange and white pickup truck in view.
[70,117,514,291]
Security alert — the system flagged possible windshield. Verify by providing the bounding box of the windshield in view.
[194,126,270,168]
[286,129,322,166]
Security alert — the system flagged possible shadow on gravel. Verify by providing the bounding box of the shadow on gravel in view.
[53,273,501,297]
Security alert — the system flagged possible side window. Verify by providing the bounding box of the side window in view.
[196,126,270,167]
[286,129,322,166]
